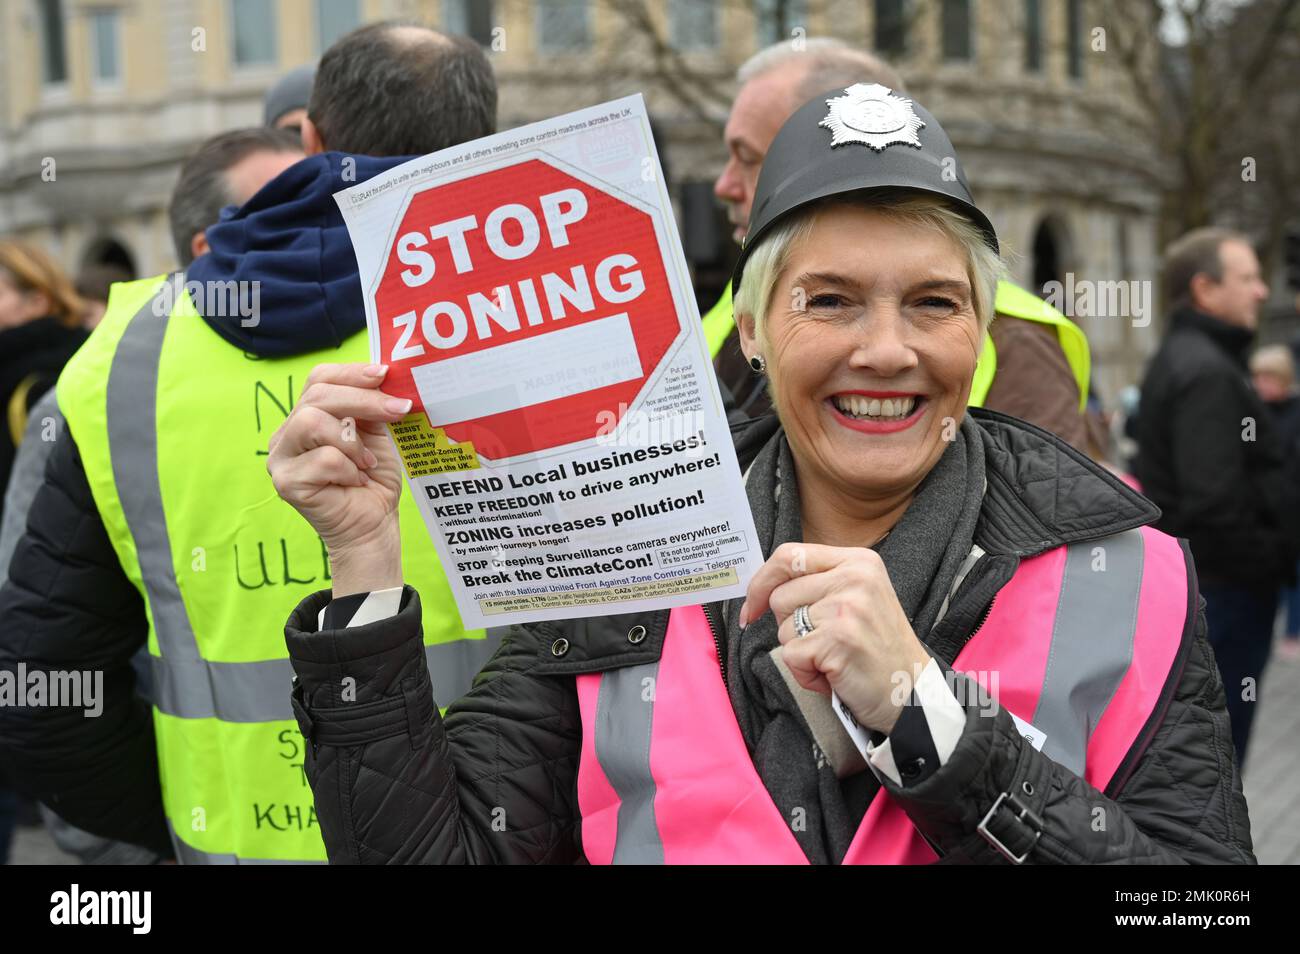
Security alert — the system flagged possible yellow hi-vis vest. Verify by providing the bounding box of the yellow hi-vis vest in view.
[703,279,1091,412]
[57,275,499,864]
[971,281,1091,412]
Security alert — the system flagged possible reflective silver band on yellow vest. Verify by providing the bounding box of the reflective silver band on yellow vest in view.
[107,287,505,721]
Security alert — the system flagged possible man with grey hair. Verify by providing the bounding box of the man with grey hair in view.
[706,39,1093,457]
[1135,226,1297,768]
[169,127,305,266]
[713,39,904,252]
[707,40,903,416]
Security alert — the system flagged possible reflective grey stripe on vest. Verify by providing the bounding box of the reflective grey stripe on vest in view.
[108,285,209,703]
[149,630,506,722]
[594,661,664,863]
[108,286,503,722]
[1031,529,1144,776]
[167,821,323,865]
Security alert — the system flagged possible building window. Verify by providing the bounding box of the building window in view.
[1023,0,1042,71]
[229,0,278,67]
[1033,217,1066,294]
[38,0,68,84]
[941,0,973,62]
[537,0,589,52]
[315,0,359,54]
[755,0,809,47]
[874,0,907,57]
[89,9,121,84]
[669,0,717,50]
[443,0,495,46]
[1066,0,1084,79]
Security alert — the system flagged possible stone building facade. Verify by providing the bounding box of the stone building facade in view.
[1,0,1167,396]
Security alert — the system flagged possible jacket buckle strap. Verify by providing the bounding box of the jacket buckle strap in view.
[976,790,1044,864]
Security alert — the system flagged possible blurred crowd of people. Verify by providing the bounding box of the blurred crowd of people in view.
[0,18,1295,865]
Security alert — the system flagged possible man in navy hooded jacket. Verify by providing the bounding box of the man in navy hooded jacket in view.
[0,22,497,858]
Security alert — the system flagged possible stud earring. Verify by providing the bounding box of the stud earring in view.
[749,354,767,374]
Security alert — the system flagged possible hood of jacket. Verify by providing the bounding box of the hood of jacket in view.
[184,151,411,358]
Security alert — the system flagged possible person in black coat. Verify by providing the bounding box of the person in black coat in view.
[1250,344,1300,658]
[1135,227,1299,768]
[0,240,86,862]
[0,241,88,529]
[1250,344,1300,456]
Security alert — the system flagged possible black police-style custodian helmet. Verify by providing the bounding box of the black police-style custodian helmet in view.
[732,83,999,291]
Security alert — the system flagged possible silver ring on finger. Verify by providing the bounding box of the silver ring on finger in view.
[793,604,816,639]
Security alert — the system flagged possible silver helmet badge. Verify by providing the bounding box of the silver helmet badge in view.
[819,84,926,152]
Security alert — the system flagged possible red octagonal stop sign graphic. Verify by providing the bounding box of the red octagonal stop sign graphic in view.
[373,158,681,461]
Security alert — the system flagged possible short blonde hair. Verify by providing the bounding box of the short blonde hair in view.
[1250,345,1295,389]
[733,191,1002,351]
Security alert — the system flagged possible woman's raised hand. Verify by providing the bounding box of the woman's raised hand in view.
[740,543,934,734]
[267,362,411,596]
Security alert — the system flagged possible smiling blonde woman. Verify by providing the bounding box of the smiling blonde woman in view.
[268,88,1253,865]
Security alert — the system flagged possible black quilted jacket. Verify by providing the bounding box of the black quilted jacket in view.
[285,409,1256,864]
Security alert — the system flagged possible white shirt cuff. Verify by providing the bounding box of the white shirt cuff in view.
[865,657,967,787]
[317,585,405,630]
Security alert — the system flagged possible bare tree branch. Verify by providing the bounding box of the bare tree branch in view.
[603,0,734,129]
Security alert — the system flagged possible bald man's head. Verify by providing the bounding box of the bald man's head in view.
[305,21,496,157]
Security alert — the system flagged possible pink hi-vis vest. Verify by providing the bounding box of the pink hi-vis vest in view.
[576,526,1190,864]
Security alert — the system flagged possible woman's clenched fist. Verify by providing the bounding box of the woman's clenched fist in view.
[740,542,933,734]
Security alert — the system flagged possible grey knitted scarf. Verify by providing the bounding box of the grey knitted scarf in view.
[718,416,986,863]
